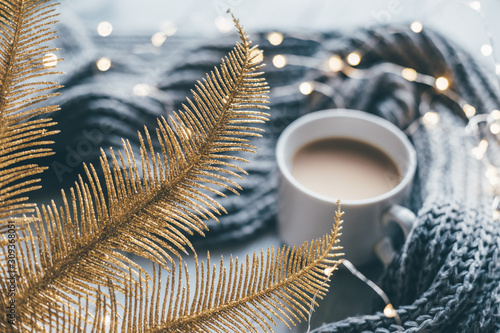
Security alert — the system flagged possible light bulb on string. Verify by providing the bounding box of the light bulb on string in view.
[273,54,287,68]
[250,48,264,64]
[328,55,344,72]
[151,32,167,47]
[299,81,314,95]
[383,304,397,318]
[491,110,500,120]
[346,52,361,66]
[214,16,233,33]
[104,314,111,329]
[267,32,284,46]
[435,77,449,91]
[402,68,418,81]
[471,139,488,160]
[96,57,111,71]
[486,165,498,179]
[42,53,58,67]
[323,266,335,276]
[133,83,152,96]
[469,1,481,11]
[97,21,113,37]
[463,104,476,118]
[490,122,500,135]
[422,111,440,127]
[486,165,500,187]
[481,44,493,56]
[410,21,423,33]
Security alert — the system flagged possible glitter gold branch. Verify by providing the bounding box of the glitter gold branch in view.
[1,13,272,332]
[0,2,345,332]
[0,0,61,224]
[119,206,343,333]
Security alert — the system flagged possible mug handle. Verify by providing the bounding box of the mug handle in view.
[374,205,416,266]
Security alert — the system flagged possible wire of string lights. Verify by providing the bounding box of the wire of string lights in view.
[261,4,500,327]
[265,2,500,224]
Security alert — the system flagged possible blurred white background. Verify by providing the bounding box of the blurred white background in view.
[61,0,500,82]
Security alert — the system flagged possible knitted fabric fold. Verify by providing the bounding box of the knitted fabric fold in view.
[304,29,500,333]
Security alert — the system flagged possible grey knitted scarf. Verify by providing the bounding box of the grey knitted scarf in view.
[35,16,500,332]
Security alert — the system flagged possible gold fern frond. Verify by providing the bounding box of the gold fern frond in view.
[0,0,61,223]
[6,15,270,331]
[122,206,343,333]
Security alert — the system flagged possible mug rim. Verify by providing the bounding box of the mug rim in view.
[276,109,417,206]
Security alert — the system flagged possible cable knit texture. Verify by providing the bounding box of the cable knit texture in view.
[35,16,500,332]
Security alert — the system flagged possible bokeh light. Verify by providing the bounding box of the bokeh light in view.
[401,68,418,81]
[97,21,113,37]
[410,21,423,33]
[42,53,58,67]
[435,77,449,91]
[151,32,167,47]
[215,16,233,33]
[267,32,284,46]
[463,104,476,118]
[299,82,314,95]
[346,52,361,66]
[272,54,287,68]
[96,57,111,71]
[328,55,343,72]
[422,111,440,127]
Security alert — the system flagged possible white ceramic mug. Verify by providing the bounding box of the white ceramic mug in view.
[276,109,417,266]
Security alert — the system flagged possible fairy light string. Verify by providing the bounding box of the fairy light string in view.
[342,260,402,332]
[267,3,500,221]
[284,47,500,216]
[265,5,500,329]
[305,259,404,333]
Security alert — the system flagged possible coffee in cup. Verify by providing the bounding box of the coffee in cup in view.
[292,137,400,201]
[276,109,417,266]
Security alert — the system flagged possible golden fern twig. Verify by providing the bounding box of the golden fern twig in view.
[4,15,271,332]
[120,205,343,333]
[0,0,61,224]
